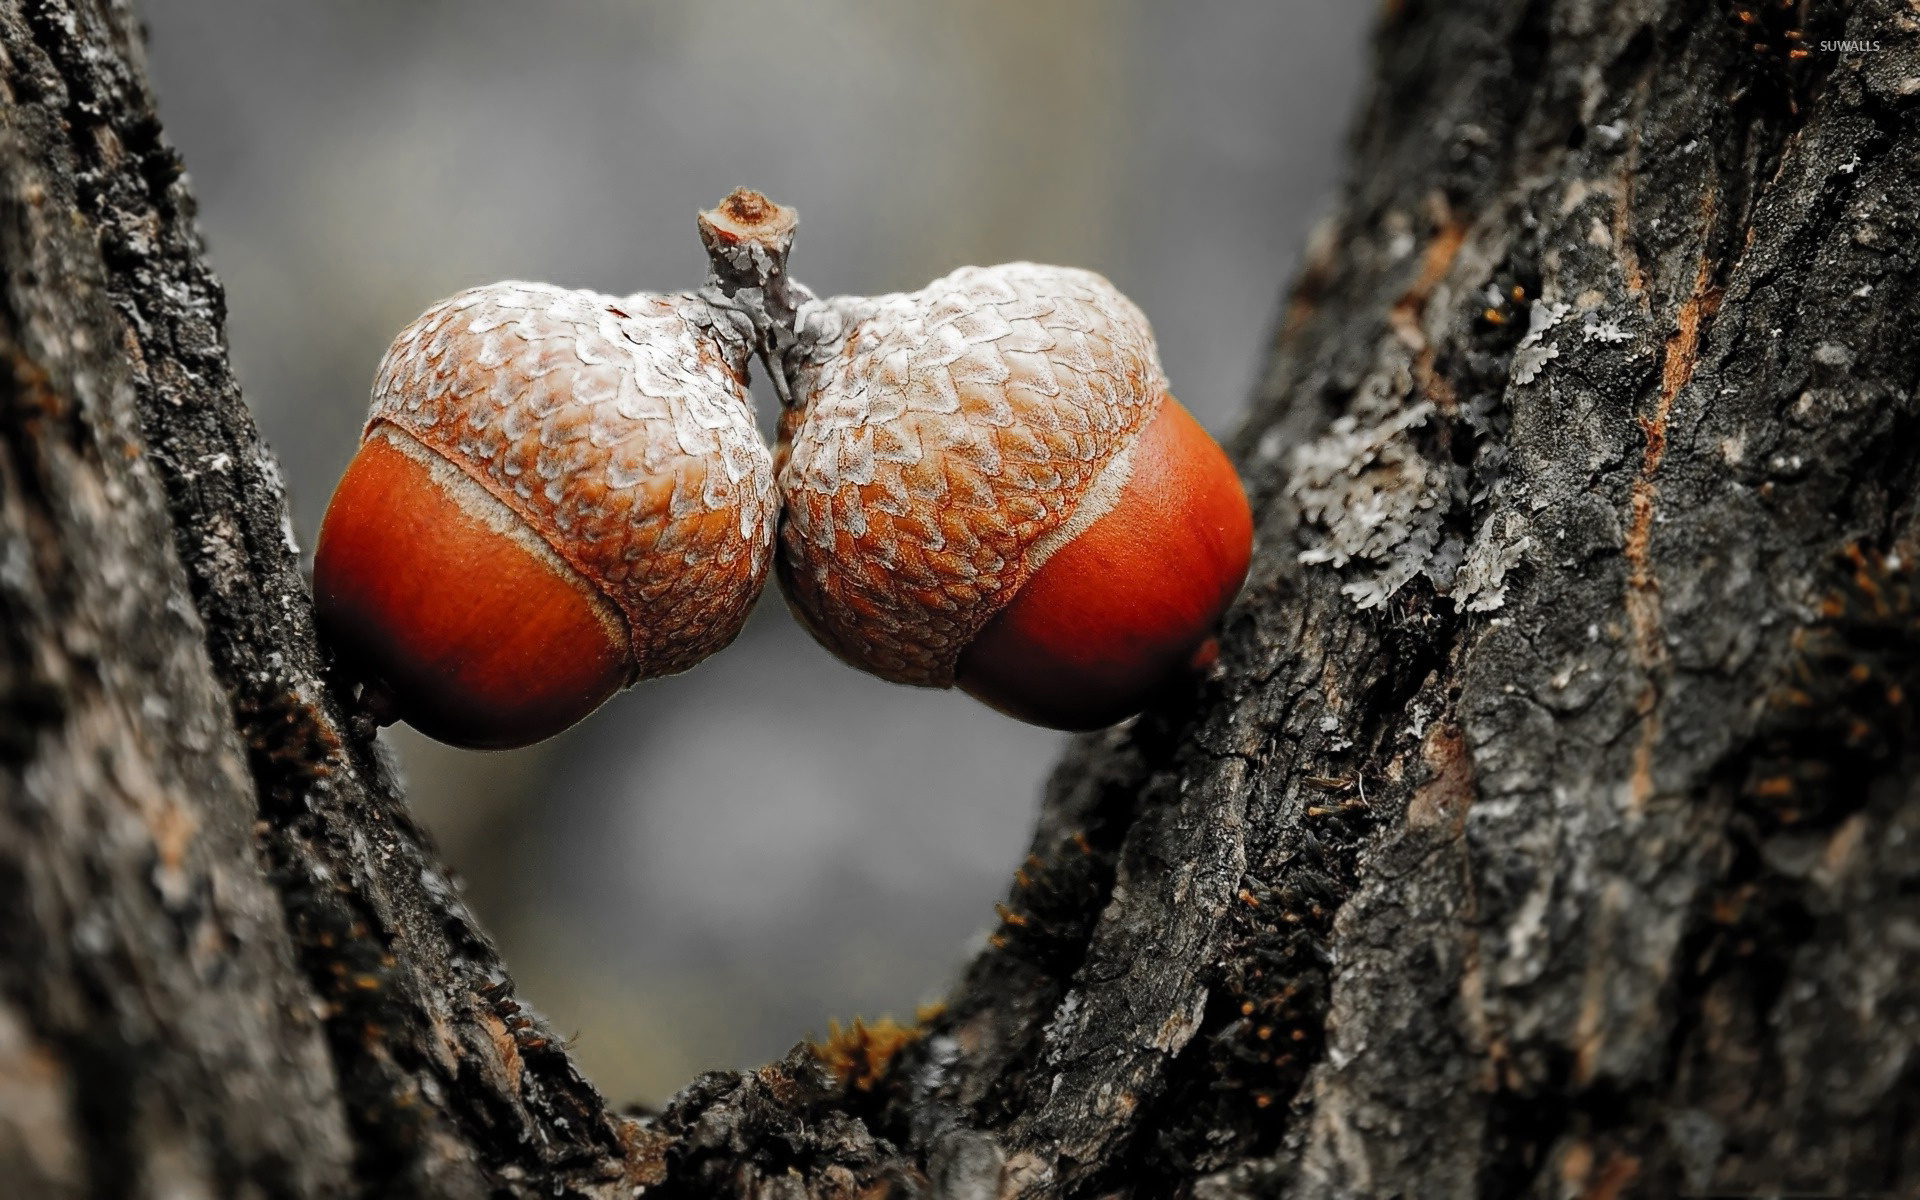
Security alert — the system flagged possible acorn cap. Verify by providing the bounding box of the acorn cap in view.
[776,262,1167,687]
[369,283,777,680]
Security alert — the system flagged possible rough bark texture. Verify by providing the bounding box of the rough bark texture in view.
[3,0,1919,1198]
[0,3,659,1196]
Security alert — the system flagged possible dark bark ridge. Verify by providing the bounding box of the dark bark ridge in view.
[0,1,352,1194]
[874,1,1920,1196]
[1,2,659,1196]
[3,0,1920,1197]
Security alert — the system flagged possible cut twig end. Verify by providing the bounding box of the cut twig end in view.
[698,187,797,254]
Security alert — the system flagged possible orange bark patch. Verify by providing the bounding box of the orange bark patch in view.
[1389,211,1469,415]
[476,1007,523,1096]
[1623,190,1722,812]
[1609,75,1654,305]
[615,1117,673,1187]
[1585,1151,1642,1200]
[810,1017,922,1093]
[1391,215,1468,335]
[1406,722,1476,836]
[1613,166,1648,299]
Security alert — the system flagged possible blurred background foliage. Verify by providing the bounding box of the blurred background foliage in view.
[140,0,1370,1106]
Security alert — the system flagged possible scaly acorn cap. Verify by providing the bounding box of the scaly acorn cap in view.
[776,262,1168,688]
[366,282,778,680]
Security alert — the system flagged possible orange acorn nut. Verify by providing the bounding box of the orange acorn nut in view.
[315,284,776,749]
[776,264,1252,730]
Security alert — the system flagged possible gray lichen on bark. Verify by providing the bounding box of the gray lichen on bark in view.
[3,0,1920,1198]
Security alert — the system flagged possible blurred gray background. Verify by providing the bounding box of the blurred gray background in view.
[139,0,1371,1106]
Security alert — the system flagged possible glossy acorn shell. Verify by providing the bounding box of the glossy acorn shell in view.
[955,396,1252,729]
[316,428,630,749]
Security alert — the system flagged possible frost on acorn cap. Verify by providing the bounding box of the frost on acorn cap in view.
[365,283,778,678]
[776,262,1170,689]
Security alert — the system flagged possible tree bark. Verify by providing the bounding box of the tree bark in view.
[4,0,1919,1198]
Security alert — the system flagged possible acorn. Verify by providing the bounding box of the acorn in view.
[314,283,776,749]
[775,263,1253,730]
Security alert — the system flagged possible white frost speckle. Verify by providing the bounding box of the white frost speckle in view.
[1406,701,1432,741]
[1519,301,1571,348]
[1513,301,1571,385]
[1813,341,1853,367]
[1042,992,1084,1067]
[1452,511,1532,613]
[1582,315,1634,344]
[1288,401,1446,610]
[197,513,248,597]
[1290,321,1530,613]
[1513,344,1559,385]
[1256,427,1288,462]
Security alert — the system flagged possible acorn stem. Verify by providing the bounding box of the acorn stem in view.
[697,188,813,407]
